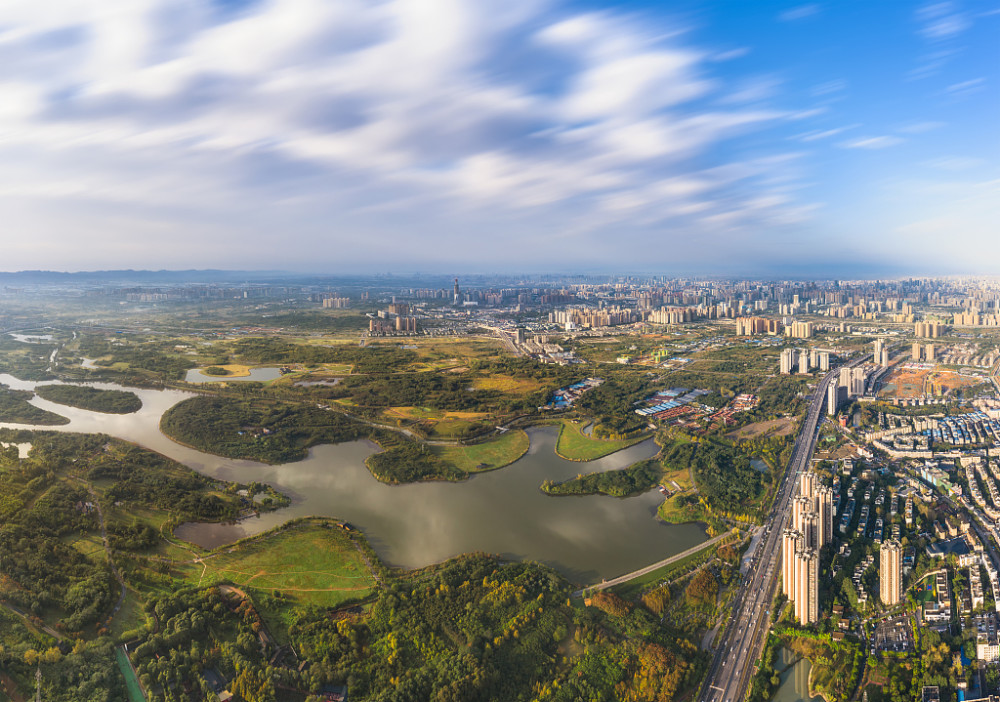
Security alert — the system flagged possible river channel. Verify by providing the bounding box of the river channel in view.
[0,373,708,583]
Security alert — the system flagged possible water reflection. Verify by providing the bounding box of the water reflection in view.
[0,373,707,583]
[770,648,821,702]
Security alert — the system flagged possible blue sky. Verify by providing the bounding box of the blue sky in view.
[0,0,996,274]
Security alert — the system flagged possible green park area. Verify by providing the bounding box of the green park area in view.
[431,429,530,472]
[555,419,647,461]
[172,520,378,608]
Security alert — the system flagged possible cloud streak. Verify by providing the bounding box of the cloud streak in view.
[0,0,827,269]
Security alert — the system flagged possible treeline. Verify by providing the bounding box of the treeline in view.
[76,335,196,380]
[0,628,125,701]
[541,458,662,497]
[0,334,57,380]
[574,374,653,438]
[233,337,417,373]
[0,384,69,425]
[160,395,371,464]
[366,435,465,483]
[34,383,143,414]
[0,429,248,641]
[690,442,763,515]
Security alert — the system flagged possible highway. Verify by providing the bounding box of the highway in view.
[699,357,866,702]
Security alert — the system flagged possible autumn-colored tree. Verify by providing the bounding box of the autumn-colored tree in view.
[641,586,671,616]
[586,590,632,618]
[685,569,718,608]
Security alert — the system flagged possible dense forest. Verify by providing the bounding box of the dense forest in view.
[160,395,371,464]
[0,384,70,425]
[34,383,143,414]
[540,458,662,497]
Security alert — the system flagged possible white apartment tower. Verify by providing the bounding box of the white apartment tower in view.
[880,539,903,606]
[794,549,820,625]
[782,529,802,598]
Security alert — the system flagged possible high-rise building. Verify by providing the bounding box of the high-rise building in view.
[880,539,903,606]
[780,348,795,375]
[793,496,811,534]
[816,486,834,547]
[782,529,802,598]
[912,343,922,362]
[794,549,820,625]
[925,344,935,362]
[799,350,810,374]
[786,321,814,339]
[453,278,461,305]
[801,512,820,549]
[873,339,884,365]
[827,382,840,416]
[819,352,830,372]
[800,472,817,498]
[850,367,867,398]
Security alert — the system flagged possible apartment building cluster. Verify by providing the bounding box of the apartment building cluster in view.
[915,321,946,338]
[827,366,870,414]
[321,296,350,309]
[548,306,638,329]
[780,347,830,375]
[782,472,834,624]
[735,316,783,336]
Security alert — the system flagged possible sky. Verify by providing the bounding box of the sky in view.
[0,0,997,275]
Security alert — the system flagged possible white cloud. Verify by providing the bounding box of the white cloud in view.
[945,77,986,96]
[916,2,971,40]
[778,4,821,22]
[0,0,826,269]
[840,135,904,150]
[794,124,859,142]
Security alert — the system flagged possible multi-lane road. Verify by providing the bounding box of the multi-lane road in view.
[699,358,865,702]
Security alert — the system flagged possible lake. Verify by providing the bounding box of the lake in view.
[0,373,707,583]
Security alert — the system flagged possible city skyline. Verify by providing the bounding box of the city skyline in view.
[0,0,996,273]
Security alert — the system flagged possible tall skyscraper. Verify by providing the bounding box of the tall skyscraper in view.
[799,349,810,374]
[793,496,811,534]
[782,529,802,598]
[880,540,903,606]
[819,351,830,372]
[794,549,820,625]
[780,348,795,375]
[817,486,834,547]
[800,472,817,499]
[453,277,461,305]
[801,512,820,550]
[827,382,840,416]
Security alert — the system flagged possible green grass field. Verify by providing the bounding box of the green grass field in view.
[172,520,376,608]
[432,429,530,472]
[555,421,646,461]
